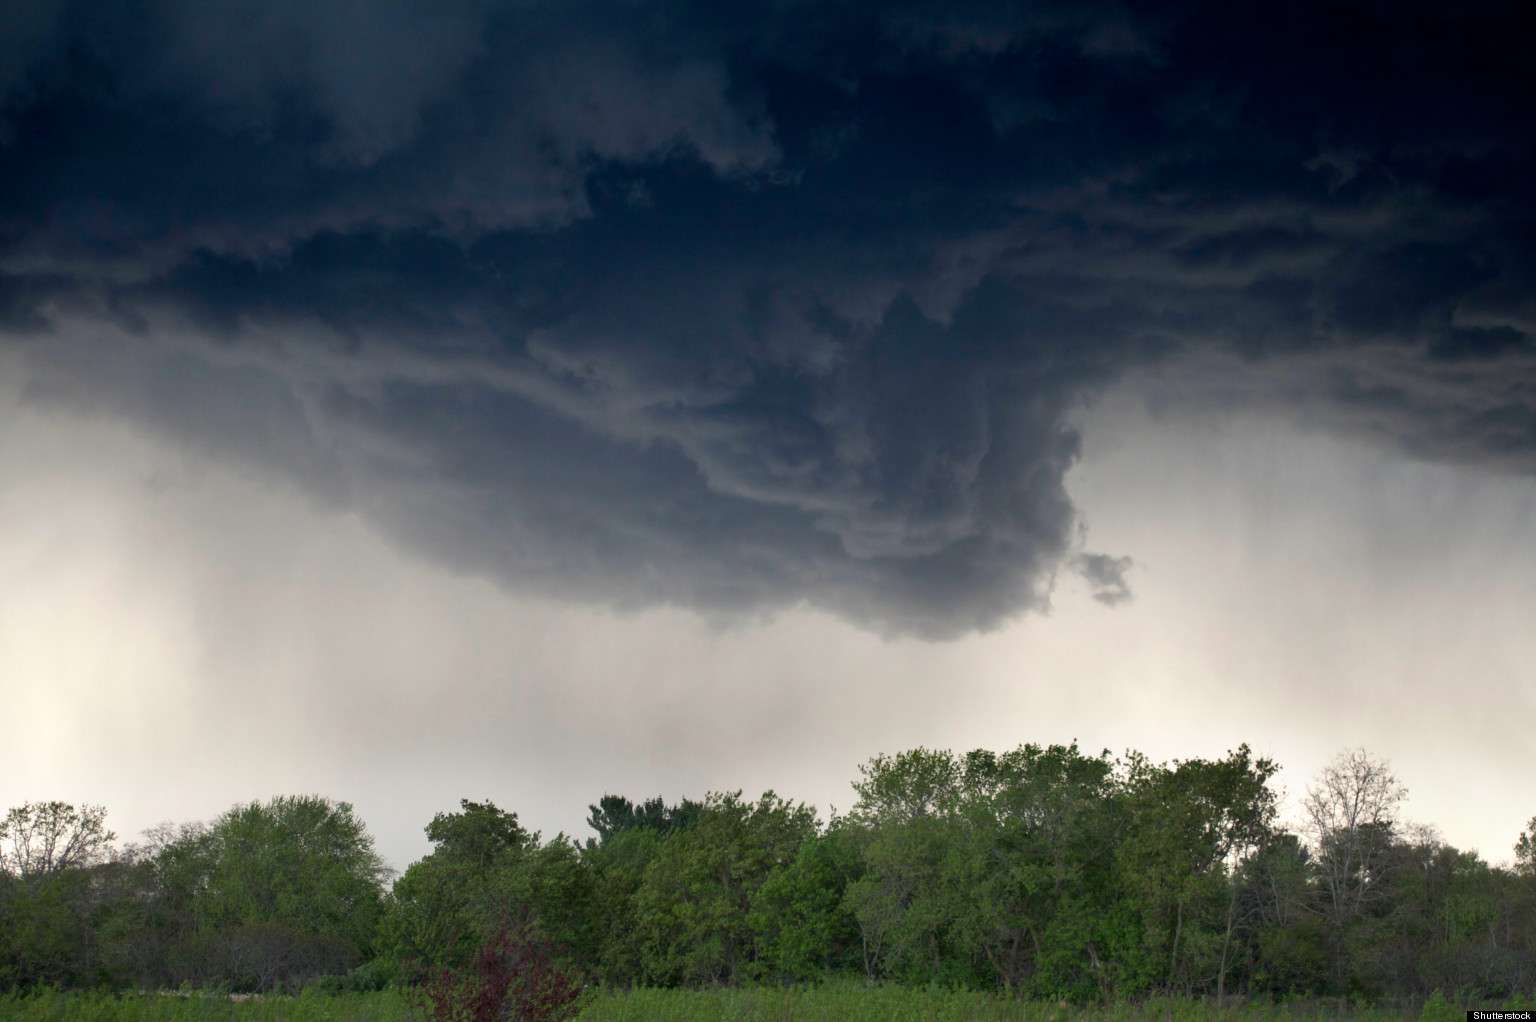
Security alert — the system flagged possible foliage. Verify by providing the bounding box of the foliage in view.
[1516,818,1536,878]
[746,824,864,981]
[631,791,817,985]
[1,797,388,994]
[4,747,1536,1004]
[584,797,702,849]
[377,801,597,985]
[0,804,115,880]
[427,803,531,870]
[845,744,1136,995]
[4,987,1536,1022]
[204,796,389,958]
[1118,746,1280,999]
[411,923,590,1022]
[166,923,360,994]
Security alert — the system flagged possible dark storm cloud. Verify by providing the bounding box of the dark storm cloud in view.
[2,0,1533,635]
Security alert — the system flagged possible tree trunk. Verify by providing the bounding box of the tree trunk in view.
[1218,875,1239,1003]
[1167,901,1184,991]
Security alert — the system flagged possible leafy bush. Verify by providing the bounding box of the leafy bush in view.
[412,923,590,1022]
[1418,989,1459,1022]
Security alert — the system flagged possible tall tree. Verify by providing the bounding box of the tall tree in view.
[1299,749,1407,991]
[1119,746,1280,998]
[382,799,600,981]
[748,822,865,981]
[633,791,817,985]
[1516,817,1536,880]
[203,795,388,955]
[962,744,1129,997]
[844,749,976,985]
[425,800,530,869]
[1302,749,1406,921]
[0,803,115,879]
[585,796,703,848]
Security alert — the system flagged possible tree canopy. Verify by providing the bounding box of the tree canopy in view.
[4,747,1535,1000]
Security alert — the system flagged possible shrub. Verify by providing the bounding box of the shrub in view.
[413,923,590,1022]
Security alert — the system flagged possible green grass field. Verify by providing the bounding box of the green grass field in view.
[0,988,410,1021]
[0,984,1512,1022]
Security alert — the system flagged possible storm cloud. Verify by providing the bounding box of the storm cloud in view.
[2,0,1532,636]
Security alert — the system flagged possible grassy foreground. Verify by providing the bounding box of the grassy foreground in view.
[0,988,411,1021]
[0,984,1508,1022]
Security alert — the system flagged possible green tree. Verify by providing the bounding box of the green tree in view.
[633,791,817,985]
[0,802,120,991]
[578,794,708,983]
[1119,745,1280,998]
[586,796,703,848]
[844,748,977,985]
[426,800,530,868]
[380,801,528,976]
[0,868,87,990]
[1516,817,1536,879]
[748,821,865,981]
[381,800,599,982]
[380,852,481,977]
[1247,834,1329,996]
[846,744,1138,997]
[202,795,388,956]
[962,744,1131,998]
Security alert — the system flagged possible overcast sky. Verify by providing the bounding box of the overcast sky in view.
[1,0,1532,870]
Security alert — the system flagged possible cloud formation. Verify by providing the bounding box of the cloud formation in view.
[2,0,1532,635]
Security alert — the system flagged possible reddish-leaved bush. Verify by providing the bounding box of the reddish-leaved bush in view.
[413,923,590,1022]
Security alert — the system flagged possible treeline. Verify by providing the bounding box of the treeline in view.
[4,745,1536,1001]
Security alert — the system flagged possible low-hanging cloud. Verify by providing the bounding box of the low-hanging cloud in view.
[2,0,1532,637]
